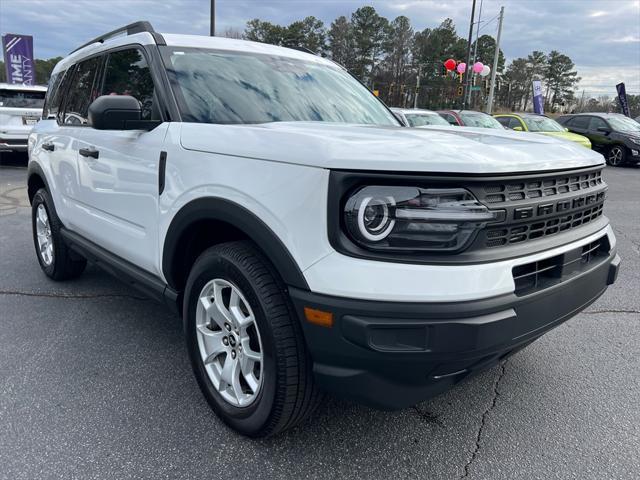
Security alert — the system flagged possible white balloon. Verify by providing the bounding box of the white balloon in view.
[480,65,491,77]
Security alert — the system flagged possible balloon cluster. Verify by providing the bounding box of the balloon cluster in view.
[443,58,490,77]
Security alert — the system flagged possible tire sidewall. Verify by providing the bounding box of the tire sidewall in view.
[184,249,279,435]
[31,189,57,276]
[607,145,625,166]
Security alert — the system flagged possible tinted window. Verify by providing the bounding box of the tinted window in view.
[441,113,457,125]
[508,117,523,129]
[43,69,68,119]
[567,116,589,129]
[163,47,398,126]
[495,116,510,127]
[589,117,608,131]
[0,89,45,108]
[63,56,102,125]
[102,48,156,120]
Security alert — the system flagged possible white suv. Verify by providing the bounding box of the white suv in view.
[28,22,620,437]
[0,83,47,152]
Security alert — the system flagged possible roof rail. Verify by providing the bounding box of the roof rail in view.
[284,44,316,55]
[69,20,165,54]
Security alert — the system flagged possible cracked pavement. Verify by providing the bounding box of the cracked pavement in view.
[1,153,639,480]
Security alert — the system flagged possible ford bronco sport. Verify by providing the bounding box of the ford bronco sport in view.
[28,22,620,437]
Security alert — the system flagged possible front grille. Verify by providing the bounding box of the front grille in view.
[485,203,605,248]
[481,170,604,205]
[512,235,610,295]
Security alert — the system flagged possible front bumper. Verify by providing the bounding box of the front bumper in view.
[290,250,620,410]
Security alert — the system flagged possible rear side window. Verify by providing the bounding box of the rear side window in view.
[102,48,156,120]
[589,117,608,131]
[508,117,523,129]
[43,69,67,119]
[63,56,102,125]
[495,116,510,127]
[567,116,589,129]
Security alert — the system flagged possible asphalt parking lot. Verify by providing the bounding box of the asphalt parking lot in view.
[1,152,639,480]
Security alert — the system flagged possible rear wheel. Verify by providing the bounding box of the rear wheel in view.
[184,241,321,437]
[606,145,626,166]
[31,188,86,280]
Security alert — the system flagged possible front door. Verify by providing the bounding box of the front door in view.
[71,47,167,274]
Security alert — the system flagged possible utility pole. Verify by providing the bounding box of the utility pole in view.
[210,0,215,36]
[462,0,477,110]
[414,64,422,109]
[486,6,504,114]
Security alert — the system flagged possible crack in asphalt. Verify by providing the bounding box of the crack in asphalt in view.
[583,309,640,315]
[460,360,507,479]
[0,289,148,301]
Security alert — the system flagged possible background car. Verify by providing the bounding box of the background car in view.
[557,113,640,167]
[494,112,591,148]
[437,109,505,129]
[390,107,450,127]
[0,83,47,153]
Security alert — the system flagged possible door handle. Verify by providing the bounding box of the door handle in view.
[79,147,99,159]
[42,142,55,152]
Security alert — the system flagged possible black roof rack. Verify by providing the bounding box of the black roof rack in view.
[69,20,165,54]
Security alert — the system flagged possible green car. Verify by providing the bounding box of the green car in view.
[494,113,592,148]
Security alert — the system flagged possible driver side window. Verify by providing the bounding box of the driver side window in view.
[589,117,608,131]
[101,48,156,121]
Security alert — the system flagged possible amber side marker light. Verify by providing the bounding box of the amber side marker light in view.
[304,307,334,328]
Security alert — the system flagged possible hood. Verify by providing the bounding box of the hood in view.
[537,131,591,146]
[180,122,605,174]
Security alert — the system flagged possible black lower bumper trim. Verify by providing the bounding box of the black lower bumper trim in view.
[289,251,620,410]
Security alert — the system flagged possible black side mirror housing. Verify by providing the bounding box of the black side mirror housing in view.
[597,126,611,134]
[88,95,148,130]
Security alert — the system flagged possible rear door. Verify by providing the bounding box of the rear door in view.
[587,116,613,151]
[70,46,168,273]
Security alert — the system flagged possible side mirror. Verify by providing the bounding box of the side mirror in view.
[597,126,611,133]
[512,126,523,131]
[88,95,147,130]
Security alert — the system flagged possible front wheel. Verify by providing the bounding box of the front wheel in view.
[183,241,321,437]
[31,188,86,280]
[606,145,626,166]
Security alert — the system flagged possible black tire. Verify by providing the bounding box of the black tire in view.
[31,188,86,280]
[606,145,626,167]
[184,241,322,437]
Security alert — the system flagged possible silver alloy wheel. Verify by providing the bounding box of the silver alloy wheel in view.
[35,204,54,266]
[608,146,623,166]
[196,278,264,407]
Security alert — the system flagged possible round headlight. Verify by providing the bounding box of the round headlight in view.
[356,196,395,241]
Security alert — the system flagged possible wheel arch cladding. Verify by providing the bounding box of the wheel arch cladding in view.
[162,197,310,293]
[27,162,50,204]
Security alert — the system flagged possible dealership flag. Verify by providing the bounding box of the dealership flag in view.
[2,34,35,85]
[532,80,544,115]
[616,83,630,117]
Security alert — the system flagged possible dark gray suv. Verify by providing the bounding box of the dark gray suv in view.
[557,113,640,167]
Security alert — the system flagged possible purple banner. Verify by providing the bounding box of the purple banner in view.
[2,34,35,85]
[616,83,630,117]
[532,80,544,115]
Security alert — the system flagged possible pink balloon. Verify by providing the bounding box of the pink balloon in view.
[456,62,466,73]
[473,62,484,73]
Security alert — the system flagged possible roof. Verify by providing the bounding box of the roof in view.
[0,83,48,91]
[560,112,626,118]
[495,112,545,118]
[57,27,336,75]
[391,108,439,115]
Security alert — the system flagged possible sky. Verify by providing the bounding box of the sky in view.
[1,0,639,96]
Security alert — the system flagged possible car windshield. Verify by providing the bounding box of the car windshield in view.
[523,116,565,132]
[607,116,640,132]
[405,112,450,127]
[162,48,398,126]
[0,89,45,108]
[459,112,504,129]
